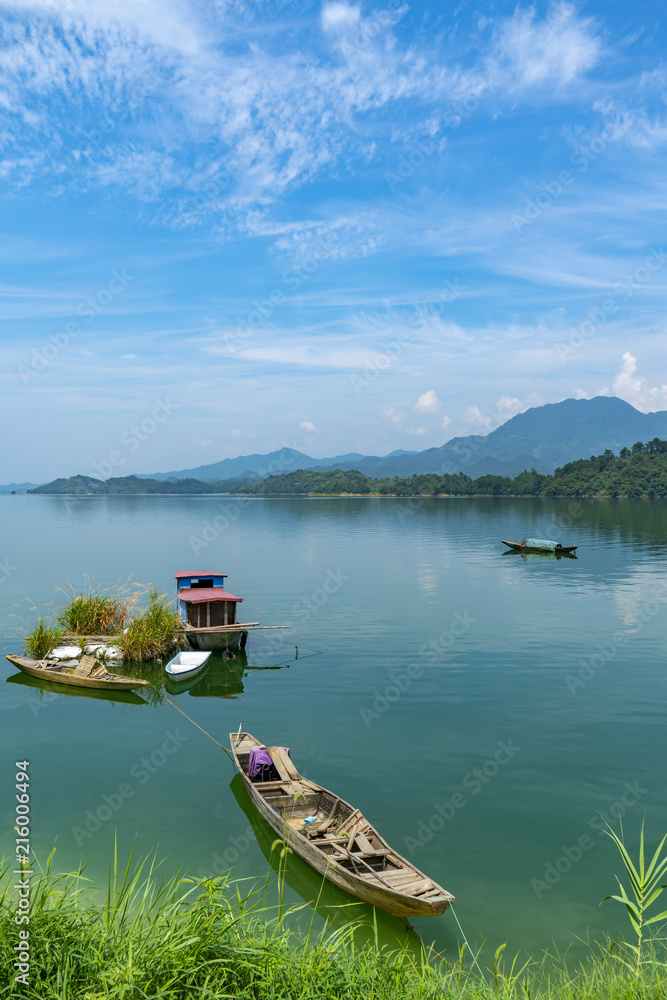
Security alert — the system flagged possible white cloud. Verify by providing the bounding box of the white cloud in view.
[194,438,212,447]
[380,407,404,428]
[611,352,667,412]
[321,2,361,33]
[489,3,602,92]
[463,394,539,432]
[441,415,451,430]
[299,420,317,432]
[414,389,440,413]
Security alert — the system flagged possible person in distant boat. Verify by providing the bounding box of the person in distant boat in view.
[555,543,563,550]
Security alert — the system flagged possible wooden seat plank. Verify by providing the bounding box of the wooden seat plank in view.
[267,746,301,781]
[354,832,375,855]
[73,654,98,677]
[399,879,435,896]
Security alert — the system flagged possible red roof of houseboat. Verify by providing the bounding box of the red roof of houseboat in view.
[174,571,228,579]
[178,588,243,603]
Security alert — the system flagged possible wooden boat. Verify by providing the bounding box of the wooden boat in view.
[6,654,149,691]
[165,650,211,681]
[6,671,148,706]
[230,729,454,918]
[501,538,577,554]
[175,571,289,651]
[228,774,428,956]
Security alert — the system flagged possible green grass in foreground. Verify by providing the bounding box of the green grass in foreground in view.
[1,845,666,1000]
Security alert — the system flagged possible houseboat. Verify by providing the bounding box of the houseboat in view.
[175,571,288,651]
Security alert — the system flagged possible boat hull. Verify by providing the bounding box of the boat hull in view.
[230,732,454,918]
[185,630,246,651]
[6,655,149,691]
[165,651,211,680]
[501,540,578,554]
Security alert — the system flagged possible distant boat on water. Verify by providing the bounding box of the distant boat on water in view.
[501,538,578,554]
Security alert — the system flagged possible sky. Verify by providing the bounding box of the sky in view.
[1,0,667,481]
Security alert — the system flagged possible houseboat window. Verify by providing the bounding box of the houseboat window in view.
[190,578,214,589]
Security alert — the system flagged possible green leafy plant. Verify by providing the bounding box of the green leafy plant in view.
[56,585,131,635]
[117,589,182,662]
[23,618,64,659]
[603,818,667,976]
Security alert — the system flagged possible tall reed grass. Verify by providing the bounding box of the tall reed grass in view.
[21,619,64,659]
[117,589,182,662]
[1,844,666,1000]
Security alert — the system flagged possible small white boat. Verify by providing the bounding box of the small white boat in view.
[165,650,212,681]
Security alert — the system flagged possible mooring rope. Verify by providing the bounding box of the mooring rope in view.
[449,903,488,985]
[164,696,235,761]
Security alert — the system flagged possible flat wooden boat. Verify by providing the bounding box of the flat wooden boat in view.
[6,671,148,706]
[230,729,454,918]
[501,538,578,554]
[6,654,149,691]
[165,650,211,681]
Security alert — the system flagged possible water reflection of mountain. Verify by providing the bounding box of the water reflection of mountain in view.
[229,774,426,956]
[165,649,294,700]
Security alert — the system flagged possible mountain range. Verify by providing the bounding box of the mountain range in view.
[121,396,667,482]
[8,397,667,492]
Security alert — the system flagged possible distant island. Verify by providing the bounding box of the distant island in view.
[26,439,667,497]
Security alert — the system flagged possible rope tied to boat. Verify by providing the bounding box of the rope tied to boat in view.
[449,903,488,986]
[164,696,235,761]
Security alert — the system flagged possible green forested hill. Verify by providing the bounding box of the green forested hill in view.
[230,439,667,497]
[25,439,667,497]
[27,474,255,495]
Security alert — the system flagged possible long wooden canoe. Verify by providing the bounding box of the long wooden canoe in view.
[229,729,454,918]
[6,655,149,691]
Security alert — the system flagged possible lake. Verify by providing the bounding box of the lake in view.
[1,494,666,962]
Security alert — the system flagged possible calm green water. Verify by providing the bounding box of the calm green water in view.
[1,495,667,960]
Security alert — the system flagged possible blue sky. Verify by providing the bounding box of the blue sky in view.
[2,0,667,480]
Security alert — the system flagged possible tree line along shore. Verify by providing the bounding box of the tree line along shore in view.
[24,438,667,498]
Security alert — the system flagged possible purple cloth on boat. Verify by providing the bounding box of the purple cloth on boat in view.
[248,746,290,777]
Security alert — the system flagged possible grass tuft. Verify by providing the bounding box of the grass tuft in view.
[56,581,131,635]
[1,847,667,999]
[22,618,64,659]
[117,589,182,662]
